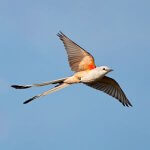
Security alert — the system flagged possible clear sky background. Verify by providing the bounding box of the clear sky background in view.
[0,0,150,149]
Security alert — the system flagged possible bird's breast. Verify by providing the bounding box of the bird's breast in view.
[80,69,104,83]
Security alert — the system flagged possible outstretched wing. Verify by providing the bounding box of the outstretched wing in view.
[85,76,132,107]
[57,32,96,72]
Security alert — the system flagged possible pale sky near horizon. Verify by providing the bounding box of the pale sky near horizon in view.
[0,0,150,150]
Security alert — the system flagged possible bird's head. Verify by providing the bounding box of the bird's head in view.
[96,66,113,75]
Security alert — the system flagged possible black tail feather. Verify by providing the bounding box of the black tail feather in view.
[11,85,32,89]
[23,96,39,104]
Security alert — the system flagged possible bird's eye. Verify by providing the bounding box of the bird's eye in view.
[103,68,105,70]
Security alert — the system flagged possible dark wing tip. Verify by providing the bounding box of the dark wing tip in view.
[122,99,133,107]
[57,31,66,39]
[23,96,38,104]
[127,101,133,107]
[11,85,31,89]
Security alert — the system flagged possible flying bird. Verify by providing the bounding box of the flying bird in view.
[11,32,132,107]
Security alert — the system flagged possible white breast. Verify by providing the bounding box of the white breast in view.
[80,68,104,83]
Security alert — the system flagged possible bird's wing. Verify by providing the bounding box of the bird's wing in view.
[84,76,132,107]
[57,32,96,72]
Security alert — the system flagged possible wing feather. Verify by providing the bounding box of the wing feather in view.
[57,32,96,72]
[84,76,132,107]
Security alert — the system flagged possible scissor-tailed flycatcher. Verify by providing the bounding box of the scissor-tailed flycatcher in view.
[11,32,132,107]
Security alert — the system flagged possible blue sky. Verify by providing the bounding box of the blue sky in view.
[0,0,150,149]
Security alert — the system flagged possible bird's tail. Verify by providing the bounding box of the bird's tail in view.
[11,77,68,89]
[23,83,70,104]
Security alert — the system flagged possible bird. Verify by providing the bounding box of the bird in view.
[11,32,132,107]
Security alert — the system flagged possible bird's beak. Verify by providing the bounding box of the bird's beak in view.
[108,69,113,72]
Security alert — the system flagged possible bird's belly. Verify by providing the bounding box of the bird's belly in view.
[80,71,103,83]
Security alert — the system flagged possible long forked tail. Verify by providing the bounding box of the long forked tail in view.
[23,83,70,104]
[11,77,68,89]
